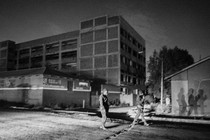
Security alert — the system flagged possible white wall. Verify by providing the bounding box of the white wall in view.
[0,74,43,105]
[120,93,134,106]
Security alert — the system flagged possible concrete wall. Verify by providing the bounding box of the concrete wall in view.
[0,75,43,105]
[108,93,120,106]
[42,90,91,108]
[120,93,135,106]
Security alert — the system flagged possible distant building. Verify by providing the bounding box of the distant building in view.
[165,56,210,116]
[0,15,146,106]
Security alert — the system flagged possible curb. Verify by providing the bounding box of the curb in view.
[145,116,210,124]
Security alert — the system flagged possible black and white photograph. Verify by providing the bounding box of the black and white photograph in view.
[0,0,209,139]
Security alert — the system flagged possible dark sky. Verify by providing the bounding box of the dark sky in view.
[0,0,209,61]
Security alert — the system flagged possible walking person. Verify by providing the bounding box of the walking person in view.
[99,88,109,130]
[130,92,149,129]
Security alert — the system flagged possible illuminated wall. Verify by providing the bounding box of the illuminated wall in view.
[0,75,43,105]
[171,59,210,116]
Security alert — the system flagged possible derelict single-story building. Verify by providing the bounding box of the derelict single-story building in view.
[165,56,210,116]
[0,67,94,108]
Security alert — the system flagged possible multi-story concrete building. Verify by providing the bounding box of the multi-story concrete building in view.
[78,15,145,94]
[0,15,146,98]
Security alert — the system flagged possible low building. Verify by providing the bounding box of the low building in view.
[165,56,210,116]
[0,67,93,108]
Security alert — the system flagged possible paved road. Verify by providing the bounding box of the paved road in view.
[0,109,210,140]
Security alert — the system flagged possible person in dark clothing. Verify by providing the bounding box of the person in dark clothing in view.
[99,88,109,130]
[130,92,149,128]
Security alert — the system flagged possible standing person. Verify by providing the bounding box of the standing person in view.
[130,92,149,128]
[99,88,109,130]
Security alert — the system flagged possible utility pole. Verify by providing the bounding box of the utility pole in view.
[160,59,164,106]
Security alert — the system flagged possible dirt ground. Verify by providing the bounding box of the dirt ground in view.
[1,108,210,140]
[0,109,129,140]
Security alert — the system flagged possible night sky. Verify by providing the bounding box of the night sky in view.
[0,0,209,61]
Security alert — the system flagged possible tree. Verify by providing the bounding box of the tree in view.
[147,46,194,97]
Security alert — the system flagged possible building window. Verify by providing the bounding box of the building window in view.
[61,39,77,50]
[121,55,125,64]
[128,47,131,54]
[31,46,43,57]
[128,34,132,42]
[95,29,106,41]
[62,51,77,62]
[129,60,132,66]
[0,59,6,68]
[124,57,128,65]
[108,16,119,26]
[19,49,30,58]
[95,16,106,26]
[31,56,42,68]
[94,56,106,68]
[81,31,93,44]
[46,53,59,61]
[80,44,93,56]
[133,50,137,57]
[80,58,93,69]
[120,42,125,50]
[108,26,118,39]
[121,74,124,82]
[133,38,137,46]
[46,43,59,54]
[108,54,118,67]
[133,61,136,69]
[120,28,125,37]
[128,76,131,83]
[81,19,93,29]
[0,49,7,58]
[122,29,128,39]
[138,53,141,59]
[108,40,118,53]
[0,41,8,48]
[95,42,106,54]
[133,77,136,84]
[125,75,128,82]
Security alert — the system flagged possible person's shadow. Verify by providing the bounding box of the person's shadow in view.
[187,88,198,115]
[177,88,187,115]
[197,89,207,115]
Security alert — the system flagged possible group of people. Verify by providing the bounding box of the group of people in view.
[99,88,149,130]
